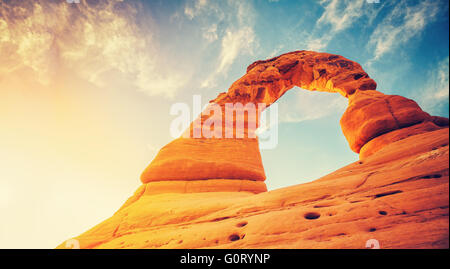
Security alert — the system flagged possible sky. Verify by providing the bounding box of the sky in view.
[0,0,448,248]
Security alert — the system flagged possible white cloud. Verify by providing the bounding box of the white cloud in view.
[268,44,285,58]
[306,0,365,50]
[202,26,256,88]
[416,57,449,115]
[316,0,365,32]
[306,37,330,51]
[278,88,348,123]
[197,0,258,88]
[434,58,450,99]
[202,23,218,43]
[218,27,256,73]
[367,0,439,62]
[0,0,189,98]
[184,0,209,20]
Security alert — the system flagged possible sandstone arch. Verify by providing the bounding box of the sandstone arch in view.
[58,51,449,249]
[140,50,447,194]
[216,50,377,105]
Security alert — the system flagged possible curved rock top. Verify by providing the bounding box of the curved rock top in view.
[213,50,377,106]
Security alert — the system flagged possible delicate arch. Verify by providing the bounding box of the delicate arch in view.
[140,50,444,188]
[213,50,377,107]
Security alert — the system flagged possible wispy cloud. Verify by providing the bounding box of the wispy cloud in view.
[218,27,255,74]
[277,89,348,124]
[416,56,449,115]
[0,0,189,98]
[317,0,365,32]
[182,0,258,88]
[201,25,256,88]
[306,37,330,51]
[268,44,285,58]
[184,0,209,20]
[367,0,440,62]
[202,23,218,43]
[306,0,365,51]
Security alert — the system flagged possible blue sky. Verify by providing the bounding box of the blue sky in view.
[0,0,448,248]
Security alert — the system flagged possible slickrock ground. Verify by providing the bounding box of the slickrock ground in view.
[58,51,449,249]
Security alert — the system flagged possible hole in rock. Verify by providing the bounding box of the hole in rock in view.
[423,174,442,179]
[236,221,248,227]
[378,210,387,215]
[304,212,321,220]
[229,234,241,242]
[369,228,377,232]
[212,216,230,222]
[260,89,354,191]
[374,190,403,199]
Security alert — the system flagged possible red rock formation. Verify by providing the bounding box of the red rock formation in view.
[340,90,435,154]
[58,51,449,249]
[141,51,379,194]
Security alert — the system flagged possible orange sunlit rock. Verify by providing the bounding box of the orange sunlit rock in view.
[340,90,434,154]
[140,138,266,183]
[59,51,449,249]
[58,129,449,249]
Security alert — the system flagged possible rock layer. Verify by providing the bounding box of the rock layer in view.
[58,128,449,249]
[58,51,449,249]
[141,138,266,183]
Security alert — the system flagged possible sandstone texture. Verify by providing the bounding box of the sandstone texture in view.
[141,138,266,183]
[58,51,449,249]
[340,90,436,154]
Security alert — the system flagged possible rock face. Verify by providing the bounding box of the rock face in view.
[340,90,436,154]
[58,51,449,249]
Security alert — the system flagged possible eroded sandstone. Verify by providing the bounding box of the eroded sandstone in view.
[58,51,449,249]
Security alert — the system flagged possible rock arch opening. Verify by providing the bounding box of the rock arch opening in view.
[259,88,354,191]
[139,50,447,195]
